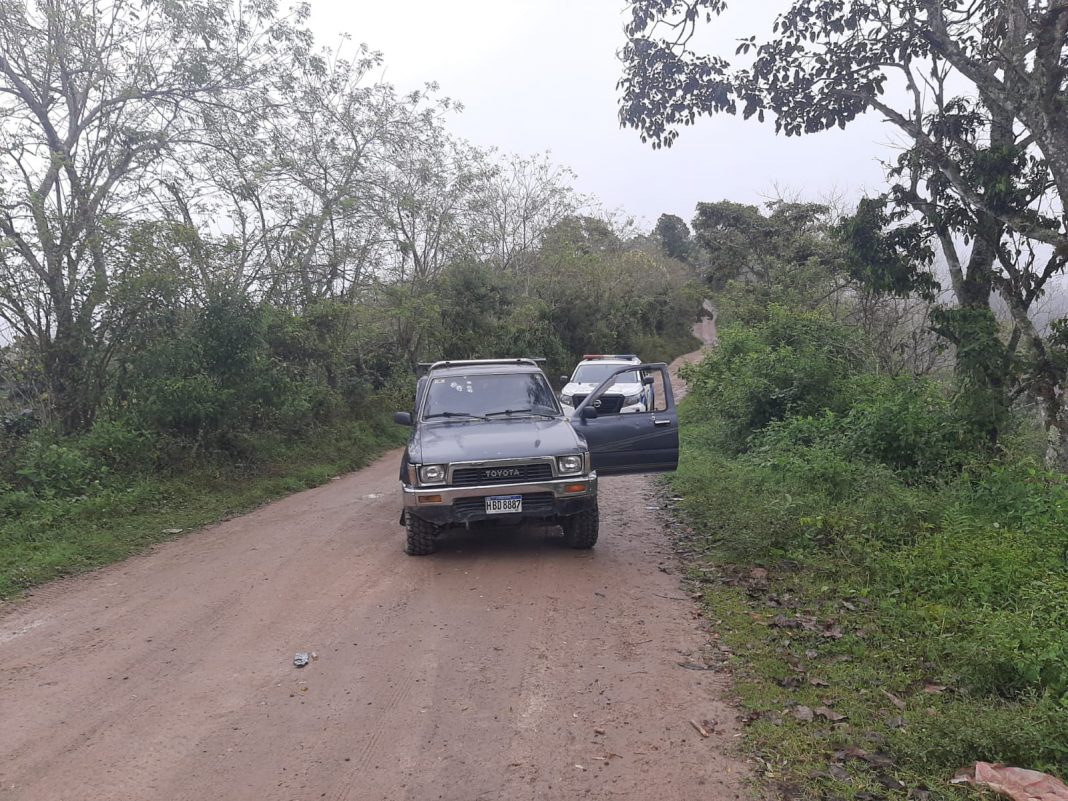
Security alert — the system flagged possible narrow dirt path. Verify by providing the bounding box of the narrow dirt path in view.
[0,319,739,801]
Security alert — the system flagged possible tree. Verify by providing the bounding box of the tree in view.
[481,152,583,276]
[653,213,694,264]
[159,47,431,310]
[373,114,493,290]
[692,200,840,292]
[619,0,1068,465]
[0,0,307,430]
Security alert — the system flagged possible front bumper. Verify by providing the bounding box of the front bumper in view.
[562,402,646,418]
[403,475,598,525]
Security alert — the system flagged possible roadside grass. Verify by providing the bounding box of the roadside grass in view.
[0,415,405,599]
[669,415,1068,800]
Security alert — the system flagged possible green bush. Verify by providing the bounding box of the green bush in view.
[672,442,807,557]
[0,481,35,518]
[761,376,985,480]
[680,418,938,556]
[868,460,1068,700]
[15,436,104,497]
[134,373,232,439]
[682,307,869,450]
[964,460,1068,530]
[270,382,345,434]
[79,419,158,472]
[841,374,984,480]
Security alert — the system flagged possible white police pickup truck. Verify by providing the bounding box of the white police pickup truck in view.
[558,355,653,418]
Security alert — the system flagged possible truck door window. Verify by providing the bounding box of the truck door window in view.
[648,370,670,412]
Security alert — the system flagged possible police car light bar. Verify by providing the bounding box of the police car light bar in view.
[581,354,639,361]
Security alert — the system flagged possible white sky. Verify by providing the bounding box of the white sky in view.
[309,0,896,230]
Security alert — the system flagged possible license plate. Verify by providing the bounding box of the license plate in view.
[485,495,522,514]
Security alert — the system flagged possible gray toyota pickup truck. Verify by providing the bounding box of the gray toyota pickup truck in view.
[393,358,679,555]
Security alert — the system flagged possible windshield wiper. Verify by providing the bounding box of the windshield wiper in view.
[484,408,556,418]
[423,411,489,421]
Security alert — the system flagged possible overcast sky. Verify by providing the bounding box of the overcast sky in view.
[309,1,896,230]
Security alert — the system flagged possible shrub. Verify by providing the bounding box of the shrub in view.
[734,373,988,484]
[672,443,808,557]
[271,382,345,434]
[79,419,157,472]
[134,373,232,439]
[872,463,1068,700]
[682,306,869,450]
[841,374,984,480]
[963,460,1068,530]
[15,436,104,497]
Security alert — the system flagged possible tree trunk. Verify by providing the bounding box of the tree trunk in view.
[1000,289,1068,471]
[1038,384,1068,472]
[43,325,92,434]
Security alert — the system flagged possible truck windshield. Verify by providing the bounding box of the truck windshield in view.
[572,365,641,385]
[422,373,560,420]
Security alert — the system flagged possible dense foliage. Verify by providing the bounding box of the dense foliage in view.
[673,290,1068,793]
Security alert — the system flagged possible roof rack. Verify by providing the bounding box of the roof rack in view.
[417,358,547,374]
[581,354,640,361]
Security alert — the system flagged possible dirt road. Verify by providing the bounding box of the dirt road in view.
[0,323,746,801]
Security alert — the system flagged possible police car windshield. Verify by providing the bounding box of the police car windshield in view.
[422,372,560,420]
[572,365,641,385]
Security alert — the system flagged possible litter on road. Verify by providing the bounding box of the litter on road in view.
[952,763,1068,801]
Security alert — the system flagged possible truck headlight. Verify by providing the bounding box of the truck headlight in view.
[419,464,447,485]
[623,392,642,406]
[560,394,573,407]
[557,455,583,475]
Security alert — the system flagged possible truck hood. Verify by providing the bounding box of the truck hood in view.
[562,381,642,396]
[409,417,584,465]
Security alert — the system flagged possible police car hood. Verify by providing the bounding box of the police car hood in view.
[410,417,583,466]
[563,380,642,397]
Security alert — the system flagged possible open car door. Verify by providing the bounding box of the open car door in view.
[571,363,679,475]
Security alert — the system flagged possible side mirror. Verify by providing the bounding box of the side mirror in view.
[579,405,599,420]
[393,411,413,426]
[559,375,569,385]
[642,375,655,386]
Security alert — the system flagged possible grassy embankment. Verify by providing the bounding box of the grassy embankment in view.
[668,308,1068,799]
[0,415,405,599]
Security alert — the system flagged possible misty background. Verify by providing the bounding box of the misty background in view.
[312,0,892,225]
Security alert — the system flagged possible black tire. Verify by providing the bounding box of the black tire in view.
[562,506,599,549]
[405,513,439,556]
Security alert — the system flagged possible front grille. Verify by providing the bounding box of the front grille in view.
[571,394,625,414]
[451,463,554,487]
[453,492,556,521]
